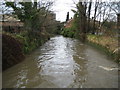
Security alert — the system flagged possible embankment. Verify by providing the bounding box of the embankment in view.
[2,31,50,71]
[2,34,25,71]
[87,34,119,63]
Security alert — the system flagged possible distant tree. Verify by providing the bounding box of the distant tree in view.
[5,0,55,42]
[66,12,69,22]
[5,0,54,32]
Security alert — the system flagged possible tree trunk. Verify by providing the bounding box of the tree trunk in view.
[117,14,120,29]
[117,13,120,63]
[34,0,37,9]
[87,0,92,33]
[79,2,87,42]
[92,1,99,34]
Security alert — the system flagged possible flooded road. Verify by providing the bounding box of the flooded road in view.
[3,36,118,88]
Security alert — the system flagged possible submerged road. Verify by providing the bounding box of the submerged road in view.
[3,36,118,88]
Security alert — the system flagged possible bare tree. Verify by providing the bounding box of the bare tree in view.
[92,0,99,34]
[87,0,92,33]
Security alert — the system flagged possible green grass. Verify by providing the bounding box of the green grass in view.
[87,34,119,63]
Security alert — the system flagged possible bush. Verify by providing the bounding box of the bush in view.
[2,30,51,70]
[61,27,75,38]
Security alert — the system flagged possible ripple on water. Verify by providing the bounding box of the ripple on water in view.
[2,36,118,88]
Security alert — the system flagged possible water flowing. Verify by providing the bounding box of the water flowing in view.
[3,36,118,88]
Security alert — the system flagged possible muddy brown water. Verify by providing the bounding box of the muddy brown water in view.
[3,36,118,88]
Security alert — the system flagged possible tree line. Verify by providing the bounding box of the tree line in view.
[2,0,61,35]
[2,0,62,70]
[63,0,120,42]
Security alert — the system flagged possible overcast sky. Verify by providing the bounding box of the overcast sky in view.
[1,0,119,22]
[51,0,119,22]
[52,0,79,22]
[0,0,78,22]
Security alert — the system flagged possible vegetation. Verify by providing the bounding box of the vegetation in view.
[61,28,75,38]
[61,24,76,38]
[2,0,119,71]
[87,34,119,63]
[2,0,61,70]
[61,1,119,63]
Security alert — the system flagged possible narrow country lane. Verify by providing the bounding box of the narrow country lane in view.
[3,36,118,88]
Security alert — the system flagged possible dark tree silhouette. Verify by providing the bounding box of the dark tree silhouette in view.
[66,12,69,22]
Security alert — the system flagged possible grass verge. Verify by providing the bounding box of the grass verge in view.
[87,34,119,63]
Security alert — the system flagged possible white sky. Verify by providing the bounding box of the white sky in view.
[1,0,119,22]
[52,0,79,22]
[51,0,119,22]
[0,0,78,22]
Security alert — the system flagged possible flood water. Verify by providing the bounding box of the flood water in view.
[3,36,118,88]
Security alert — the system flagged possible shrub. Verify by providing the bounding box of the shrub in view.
[61,27,75,38]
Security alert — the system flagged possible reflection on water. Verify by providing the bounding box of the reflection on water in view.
[3,36,118,88]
